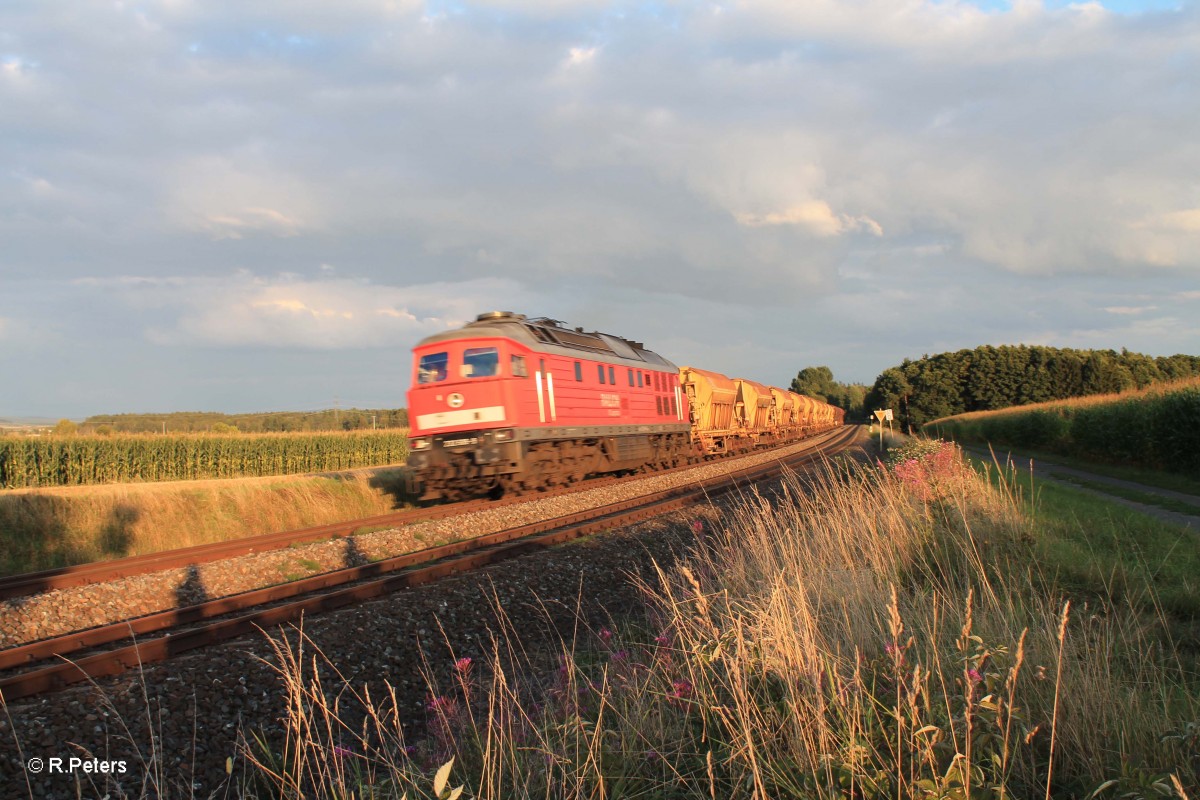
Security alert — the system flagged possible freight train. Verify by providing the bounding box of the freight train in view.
[406,312,844,501]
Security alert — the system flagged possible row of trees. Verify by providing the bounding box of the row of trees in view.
[788,367,870,420]
[78,408,409,434]
[862,346,1200,430]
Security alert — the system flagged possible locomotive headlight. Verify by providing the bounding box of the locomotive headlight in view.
[410,437,432,450]
[493,428,515,442]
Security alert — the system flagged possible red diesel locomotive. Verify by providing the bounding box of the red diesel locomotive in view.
[406,312,693,501]
[406,311,843,501]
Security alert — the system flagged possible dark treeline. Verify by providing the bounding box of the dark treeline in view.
[863,346,1200,430]
[789,367,870,420]
[82,408,409,434]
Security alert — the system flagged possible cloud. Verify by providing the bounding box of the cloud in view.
[3,0,1200,416]
[1159,209,1200,232]
[564,45,598,67]
[199,207,306,240]
[166,158,318,239]
[735,202,883,237]
[1,57,32,82]
[1103,305,1157,315]
[80,273,535,350]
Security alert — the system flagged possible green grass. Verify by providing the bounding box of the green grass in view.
[1055,475,1200,517]
[967,453,1200,621]
[964,443,1200,497]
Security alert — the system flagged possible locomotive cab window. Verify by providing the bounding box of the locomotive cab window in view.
[461,347,499,378]
[511,355,528,378]
[417,352,449,384]
[608,366,615,384]
[627,369,634,386]
[574,362,582,382]
[637,372,643,387]
[598,364,606,384]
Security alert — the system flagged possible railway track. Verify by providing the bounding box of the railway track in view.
[0,428,844,601]
[0,426,860,701]
[0,478,618,601]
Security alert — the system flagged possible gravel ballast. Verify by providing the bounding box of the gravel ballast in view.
[0,431,860,799]
[0,434,841,648]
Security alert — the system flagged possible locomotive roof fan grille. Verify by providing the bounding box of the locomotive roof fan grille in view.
[475,311,525,322]
[468,311,647,358]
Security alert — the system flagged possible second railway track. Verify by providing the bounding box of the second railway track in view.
[0,427,862,701]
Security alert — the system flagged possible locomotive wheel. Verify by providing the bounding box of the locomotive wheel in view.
[521,447,558,492]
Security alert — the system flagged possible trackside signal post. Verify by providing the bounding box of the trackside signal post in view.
[874,408,893,448]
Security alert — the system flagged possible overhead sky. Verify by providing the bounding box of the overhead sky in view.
[2,0,1198,418]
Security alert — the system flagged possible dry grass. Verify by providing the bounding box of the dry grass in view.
[242,448,1200,799]
[0,467,412,575]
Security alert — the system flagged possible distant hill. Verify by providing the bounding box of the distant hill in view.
[81,408,408,434]
[0,417,62,429]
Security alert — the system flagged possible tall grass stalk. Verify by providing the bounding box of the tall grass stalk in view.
[245,447,1199,799]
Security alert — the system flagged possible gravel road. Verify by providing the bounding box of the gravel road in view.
[962,444,1200,531]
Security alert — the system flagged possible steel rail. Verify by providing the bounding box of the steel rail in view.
[0,473,658,600]
[0,429,850,672]
[0,427,859,702]
[0,429,842,600]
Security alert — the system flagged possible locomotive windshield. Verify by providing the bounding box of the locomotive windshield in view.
[462,347,499,378]
[417,352,449,384]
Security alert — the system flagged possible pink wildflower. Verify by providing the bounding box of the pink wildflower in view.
[332,745,352,759]
[691,520,704,534]
[967,668,983,685]
[454,656,473,674]
[671,679,693,700]
[598,628,613,643]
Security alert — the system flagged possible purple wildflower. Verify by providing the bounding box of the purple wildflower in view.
[426,694,456,714]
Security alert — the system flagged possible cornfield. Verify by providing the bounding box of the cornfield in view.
[924,379,1200,475]
[0,430,410,489]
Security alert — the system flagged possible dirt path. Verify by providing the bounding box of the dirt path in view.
[962,444,1200,531]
